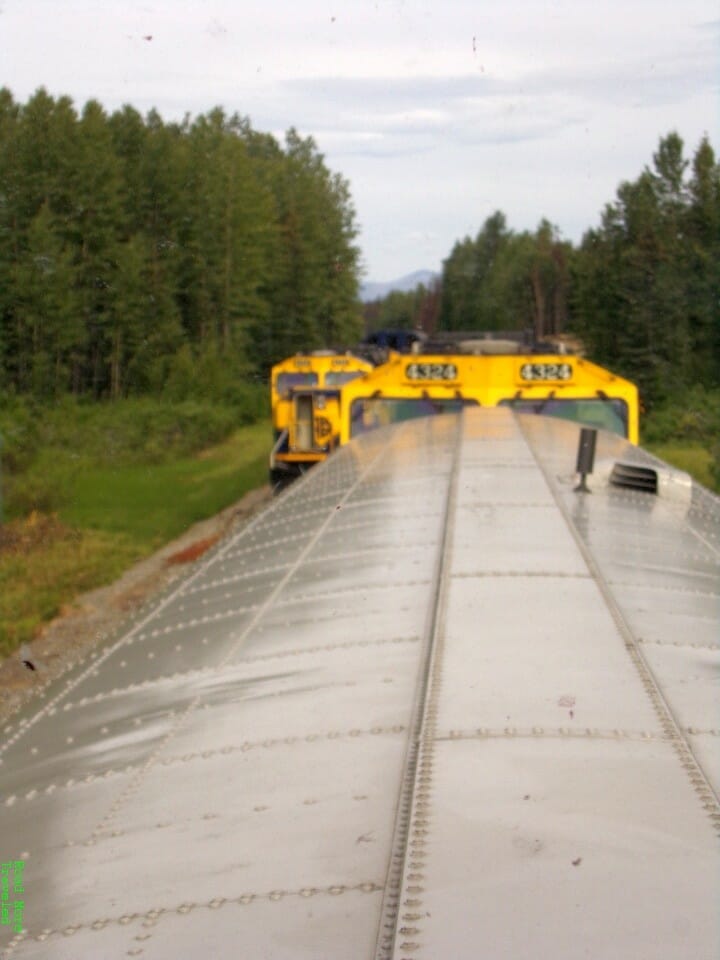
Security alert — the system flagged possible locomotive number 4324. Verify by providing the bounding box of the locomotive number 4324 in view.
[405,363,459,381]
[519,362,573,381]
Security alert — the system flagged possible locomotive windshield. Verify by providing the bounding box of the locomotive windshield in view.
[275,372,318,398]
[350,396,479,436]
[500,397,629,437]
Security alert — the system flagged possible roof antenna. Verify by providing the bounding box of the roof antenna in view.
[574,427,597,493]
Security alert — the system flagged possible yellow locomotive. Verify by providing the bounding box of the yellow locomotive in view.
[270,334,639,485]
[270,351,373,485]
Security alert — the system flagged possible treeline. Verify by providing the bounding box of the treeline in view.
[440,213,570,339]
[370,133,719,410]
[362,282,441,334]
[0,88,362,402]
[572,134,719,405]
[2,93,717,416]
[362,217,571,342]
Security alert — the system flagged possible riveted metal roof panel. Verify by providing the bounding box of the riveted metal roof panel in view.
[1,408,717,959]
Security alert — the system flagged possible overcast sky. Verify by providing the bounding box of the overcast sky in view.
[1,1,718,281]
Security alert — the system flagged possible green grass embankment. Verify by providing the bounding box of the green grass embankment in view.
[641,386,720,495]
[58,423,269,543]
[0,398,270,658]
[643,442,717,492]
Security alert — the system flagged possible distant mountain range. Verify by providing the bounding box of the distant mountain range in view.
[359,269,439,303]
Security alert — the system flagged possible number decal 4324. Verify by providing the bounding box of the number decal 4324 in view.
[405,362,459,381]
[519,362,573,382]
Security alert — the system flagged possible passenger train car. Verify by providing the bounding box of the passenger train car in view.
[1,409,718,958]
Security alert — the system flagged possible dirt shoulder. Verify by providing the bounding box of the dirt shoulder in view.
[0,485,272,723]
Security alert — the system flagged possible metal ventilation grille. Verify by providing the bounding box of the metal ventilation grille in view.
[609,461,658,494]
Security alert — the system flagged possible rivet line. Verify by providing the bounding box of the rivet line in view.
[44,636,421,718]
[375,414,465,959]
[2,881,383,952]
[273,579,433,610]
[434,727,668,744]
[8,725,409,810]
[451,570,591,579]
[638,638,719,651]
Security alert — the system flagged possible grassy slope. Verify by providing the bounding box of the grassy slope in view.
[0,421,270,658]
[60,422,269,544]
[640,386,720,494]
[643,442,717,492]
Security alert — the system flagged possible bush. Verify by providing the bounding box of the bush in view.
[3,472,67,515]
[712,441,720,491]
[0,398,42,474]
[642,386,720,445]
[164,345,269,420]
[0,394,273,522]
[41,398,249,465]
[2,394,268,478]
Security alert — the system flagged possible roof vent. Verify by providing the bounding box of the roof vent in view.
[609,462,658,494]
[588,459,692,507]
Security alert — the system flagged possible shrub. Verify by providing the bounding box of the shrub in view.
[642,386,720,446]
[711,441,720,491]
[0,399,42,474]
[4,472,67,515]
[164,345,269,420]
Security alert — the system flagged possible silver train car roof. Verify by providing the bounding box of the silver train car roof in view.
[1,408,718,959]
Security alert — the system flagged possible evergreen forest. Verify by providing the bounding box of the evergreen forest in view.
[0,89,717,423]
[0,87,363,403]
[366,133,719,416]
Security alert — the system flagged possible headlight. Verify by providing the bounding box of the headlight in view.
[314,417,332,438]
